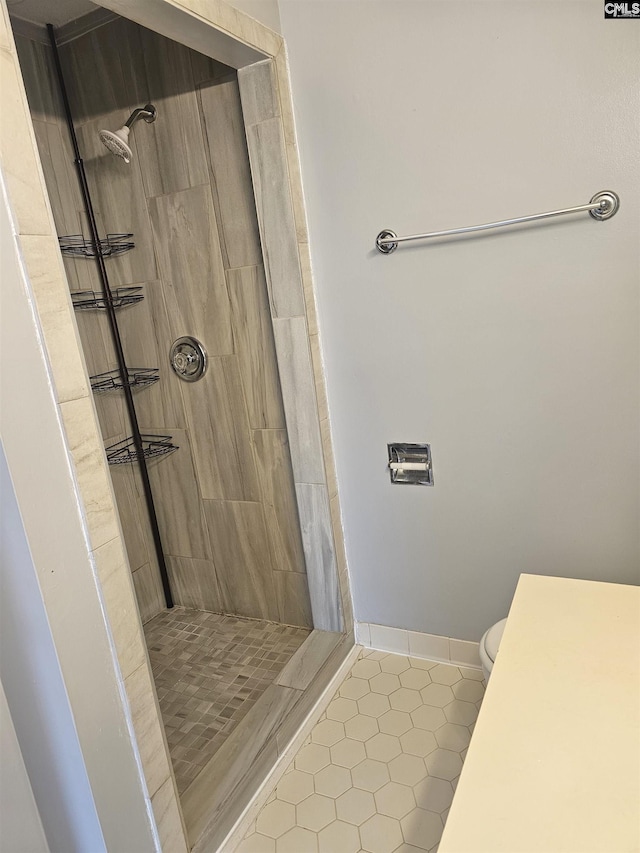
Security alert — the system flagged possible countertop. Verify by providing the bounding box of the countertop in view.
[439,573,640,853]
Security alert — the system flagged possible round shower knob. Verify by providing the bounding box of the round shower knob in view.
[169,337,207,382]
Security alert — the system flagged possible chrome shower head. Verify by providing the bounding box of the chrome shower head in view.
[98,104,157,164]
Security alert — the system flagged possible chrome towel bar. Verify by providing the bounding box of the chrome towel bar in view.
[376,190,620,254]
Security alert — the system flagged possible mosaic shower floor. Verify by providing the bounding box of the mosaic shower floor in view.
[144,607,310,794]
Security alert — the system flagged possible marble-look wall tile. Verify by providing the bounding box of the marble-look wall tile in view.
[151,776,188,853]
[146,428,211,560]
[29,120,89,293]
[73,308,115,378]
[274,633,355,758]
[309,332,329,422]
[75,118,158,288]
[29,120,79,232]
[295,483,342,633]
[181,356,261,502]
[166,555,225,613]
[228,265,285,430]
[252,429,306,574]
[115,282,187,431]
[59,395,120,551]
[130,463,163,572]
[276,630,342,691]
[272,317,325,485]
[199,76,262,270]
[17,233,90,404]
[72,306,130,444]
[61,253,93,296]
[59,25,128,119]
[148,185,232,355]
[237,2,282,56]
[124,662,172,798]
[330,492,354,632]
[238,60,280,127]
[203,499,278,622]
[30,145,97,295]
[182,683,295,847]
[117,20,209,197]
[329,493,348,580]
[298,241,318,337]
[245,117,305,319]
[189,737,279,852]
[0,4,9,51]
[274,54,310,246]
[0,47,51,235]
[93,388,130,445]
[132,562,165,624]
[320,417,339,500]
[109,463,151,572]
[341,584,354,634]
[273,570,313,629]
[184,645,355,850]
[189,49,231,87]
[92,535,147,680]
[13,36,63,121]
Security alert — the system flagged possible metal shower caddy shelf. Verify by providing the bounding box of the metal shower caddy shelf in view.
[90,367,160,393]
[105,435,178,466]
[71,286,144,310]
[59,233,135,258]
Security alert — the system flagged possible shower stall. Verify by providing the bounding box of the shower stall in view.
[8,4,352,845]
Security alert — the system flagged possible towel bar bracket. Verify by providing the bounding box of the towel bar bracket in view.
[376,229,398,254]
[588,191,619,221]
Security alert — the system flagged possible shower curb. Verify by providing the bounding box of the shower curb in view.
[194,634,359,853]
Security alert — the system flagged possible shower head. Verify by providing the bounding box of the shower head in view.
[99,127,132,163]
[98,104,157,164]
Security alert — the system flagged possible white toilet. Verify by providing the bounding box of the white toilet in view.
[479,617,508,681]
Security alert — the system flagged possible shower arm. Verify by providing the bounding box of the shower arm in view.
[124,104,157,128]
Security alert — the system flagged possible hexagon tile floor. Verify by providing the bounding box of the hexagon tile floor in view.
[236,648,485,853]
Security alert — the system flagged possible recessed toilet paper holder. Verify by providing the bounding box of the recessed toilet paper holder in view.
[388,443,433,486]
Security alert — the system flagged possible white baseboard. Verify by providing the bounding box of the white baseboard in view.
[356,622,481,670]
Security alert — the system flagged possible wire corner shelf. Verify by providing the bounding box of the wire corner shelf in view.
[59,233,135,258]
[105,434,178,466]
[90,367,160,394]
[71,286,144,311]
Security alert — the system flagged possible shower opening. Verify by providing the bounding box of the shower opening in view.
[9,5,349,841]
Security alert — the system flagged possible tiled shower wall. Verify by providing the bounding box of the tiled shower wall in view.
[16,19,313,628]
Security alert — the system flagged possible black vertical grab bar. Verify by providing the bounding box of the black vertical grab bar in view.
[47,24,174,609]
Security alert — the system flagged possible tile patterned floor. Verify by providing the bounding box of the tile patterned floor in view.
[237,649,485,853]
[144,607,310,794]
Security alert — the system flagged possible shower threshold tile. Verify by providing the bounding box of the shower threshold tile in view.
[144,607,310,794]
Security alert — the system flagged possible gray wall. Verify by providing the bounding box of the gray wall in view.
[279,0,640,640]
